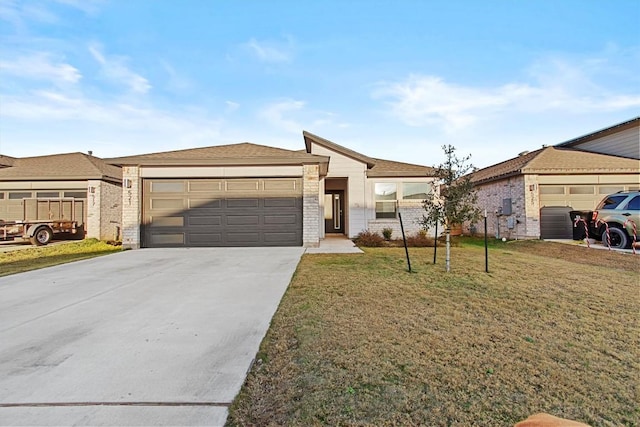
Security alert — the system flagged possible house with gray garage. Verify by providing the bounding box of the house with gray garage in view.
[0,153,123,240]
[468,117,640,240]
[107,132,437,249]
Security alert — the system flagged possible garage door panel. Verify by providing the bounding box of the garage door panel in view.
[227,198,259,208]
[188,216,222,226]
[143,178,302,247]
[265,214,297,225]
[150,216,185,227]
[188,199,222,209]
[151,233,185,245]
[188,233,222,244]
[226,215,259,225]
[264,198,297,208]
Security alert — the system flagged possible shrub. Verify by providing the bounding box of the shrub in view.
[382,227,393,240]
[406,229,435,247]
[353,230,385,247]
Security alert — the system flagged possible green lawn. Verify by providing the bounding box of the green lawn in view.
[0,239,122,277]
[227,241,639,426]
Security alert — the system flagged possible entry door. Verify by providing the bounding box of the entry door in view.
[324,191,344,233]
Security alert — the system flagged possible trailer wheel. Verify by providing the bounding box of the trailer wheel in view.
[30,226,53,246]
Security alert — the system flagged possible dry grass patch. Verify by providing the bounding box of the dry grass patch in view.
[227,242,639,426]
[0,239,121,277]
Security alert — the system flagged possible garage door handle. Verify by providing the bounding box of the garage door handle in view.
[623,213,631,216]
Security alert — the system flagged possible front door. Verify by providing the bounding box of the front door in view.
[324,191,344,234]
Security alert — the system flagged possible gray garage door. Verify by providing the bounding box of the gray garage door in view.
[142,178,303,247]
[540,206,572,239]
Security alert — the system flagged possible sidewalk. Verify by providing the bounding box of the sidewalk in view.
[305,235,363,254]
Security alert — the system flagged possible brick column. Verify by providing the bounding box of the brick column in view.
[86,180,101,239]
[122,166,141,249]
[303,164,320,247]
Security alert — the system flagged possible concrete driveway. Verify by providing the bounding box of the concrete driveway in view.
[0,247,304,426]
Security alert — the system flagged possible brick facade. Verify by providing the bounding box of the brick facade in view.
[86,180,122,240]
[121,166,141,249]
[470,175,540,239]
[303,164,320,247]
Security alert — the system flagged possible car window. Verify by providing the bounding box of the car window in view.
[597,195,628,210]
[625,195,640,210]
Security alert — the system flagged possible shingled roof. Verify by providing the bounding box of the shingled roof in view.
[0,155,16,168]
[107,142,330,172]
[470,147,640,185]
[0,153,122,183]
[303,131,436,177]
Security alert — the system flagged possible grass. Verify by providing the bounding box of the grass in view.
[227,240,639,426]
[0,238,122,277]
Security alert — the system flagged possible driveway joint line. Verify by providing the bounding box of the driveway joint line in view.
[0,401,231,408]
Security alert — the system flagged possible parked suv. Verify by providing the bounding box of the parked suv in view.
[592,191,640,249]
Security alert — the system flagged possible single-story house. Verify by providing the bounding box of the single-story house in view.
[469,117,640,239]
[107,132,437,249]
[0,153,122,240]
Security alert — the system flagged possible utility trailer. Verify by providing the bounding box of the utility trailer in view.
[1,219,79,245]
[0,197,84,245]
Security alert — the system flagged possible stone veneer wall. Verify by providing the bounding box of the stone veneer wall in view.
[121,166,141,249]
[302,164,320,247]
[86,180,122,240]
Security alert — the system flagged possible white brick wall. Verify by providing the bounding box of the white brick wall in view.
[86,180,122,240]
[303,164,320,247]
[366,202,431,238]
[121,166,141,249]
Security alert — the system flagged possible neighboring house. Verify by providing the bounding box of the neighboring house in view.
[0,153,123,241]
[555,116,639,159]
[108,133,437,249]
[469,118,640,240]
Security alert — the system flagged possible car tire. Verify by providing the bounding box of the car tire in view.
[607,226,629,249]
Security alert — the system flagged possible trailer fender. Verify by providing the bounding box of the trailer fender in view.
[27,224,54,245]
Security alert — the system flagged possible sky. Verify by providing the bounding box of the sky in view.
[0,0,639,169]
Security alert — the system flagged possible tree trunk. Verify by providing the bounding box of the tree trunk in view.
[445,226,451,272]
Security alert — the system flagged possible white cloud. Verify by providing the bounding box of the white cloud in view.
[88,43,151,94]
[259,99,305,133]
[373,56,640,132]
[0,89,223,156]
[225,101,240,112]
[245,37,293,63]
[53,0,104,15]
[0,52,81,84]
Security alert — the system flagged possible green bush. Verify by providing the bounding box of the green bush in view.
[382,227,393,240]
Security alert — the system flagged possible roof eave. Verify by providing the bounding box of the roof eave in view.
[108,155,328,167]
[366,171,436,178]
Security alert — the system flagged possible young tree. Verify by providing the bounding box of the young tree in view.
[421,144,481,272]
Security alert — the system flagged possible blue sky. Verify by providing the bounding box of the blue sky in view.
[0,0,638,168]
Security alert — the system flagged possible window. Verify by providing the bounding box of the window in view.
[403,182,430,200]
[8,192,32,199]
[596,195,627,210]
[375,183,397,219]
[599,186,623,194]
[0,192,4,199]
[569,186,594,195]
[626,196,640,210]
[37,191,60,198]
[539,186,564,195]
[64,191,87,198]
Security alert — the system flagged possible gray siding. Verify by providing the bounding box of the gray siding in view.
[574,127,640,159]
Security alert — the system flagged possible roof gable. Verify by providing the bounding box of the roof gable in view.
[303,131,376,167]
[0,155,16,168]
[0,153,122,182]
